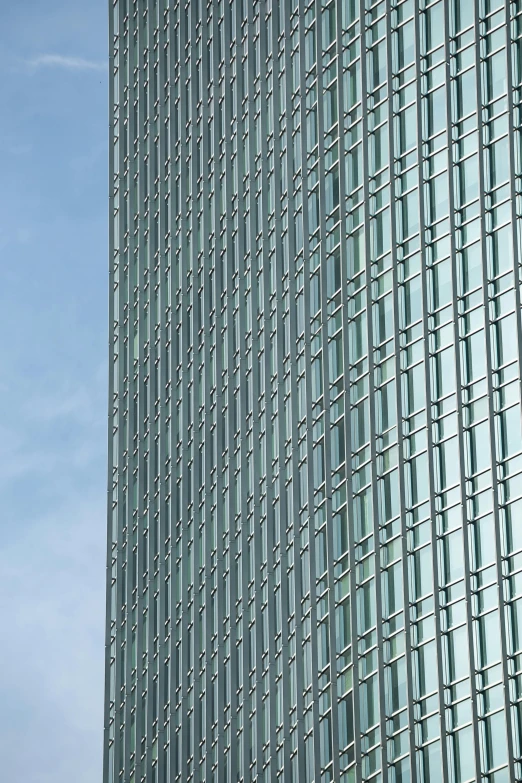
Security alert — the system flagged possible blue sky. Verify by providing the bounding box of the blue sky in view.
[0,1,108,781]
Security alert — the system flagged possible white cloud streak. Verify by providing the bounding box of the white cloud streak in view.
[28,54,107,72]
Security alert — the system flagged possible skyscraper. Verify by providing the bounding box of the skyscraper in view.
[104,1,522,782]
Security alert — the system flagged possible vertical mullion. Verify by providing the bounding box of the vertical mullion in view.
[167,5,179,778]
[413,3,450,781]
[257,19,284,782]
[298,4,320,782]
[209,5,225,778]
[156,8,168,783]
[272,6,296,781]
[146,8,159,783]
[314,3,341,781]
[241,5,263,778]
[199,8,213,780]
[333,1,361,780]
[303,235,321,779]
[302,5,322,779]
[143,8,155,778]
[178,3,190,780]
[222,5,238,781]
[504,0,522,420]
[269,12,293,783]
[254,6,277,777]
[359,1,388,779]
[473,3,516,779]
[384,5,417,782]
[442,2,483,781]
[235,6,249,782]
[248,18,270,778]
[281,6,308,783]
[191,7,205,781]
[133,7,147,781]
[189,7,200,776]
[313,4,327,781]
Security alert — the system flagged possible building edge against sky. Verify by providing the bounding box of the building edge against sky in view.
[104,1,522,782]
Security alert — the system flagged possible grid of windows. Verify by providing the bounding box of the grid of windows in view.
[104,1,522,782]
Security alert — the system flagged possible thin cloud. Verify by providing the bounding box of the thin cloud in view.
[0,494,106,783]
[28,54,107,72]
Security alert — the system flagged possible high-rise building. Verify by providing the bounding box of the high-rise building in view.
[104,1,522,782]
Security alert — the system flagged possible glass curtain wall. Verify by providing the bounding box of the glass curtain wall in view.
[104,1,522,782]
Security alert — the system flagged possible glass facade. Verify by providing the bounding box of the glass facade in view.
[104,1,522,782]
